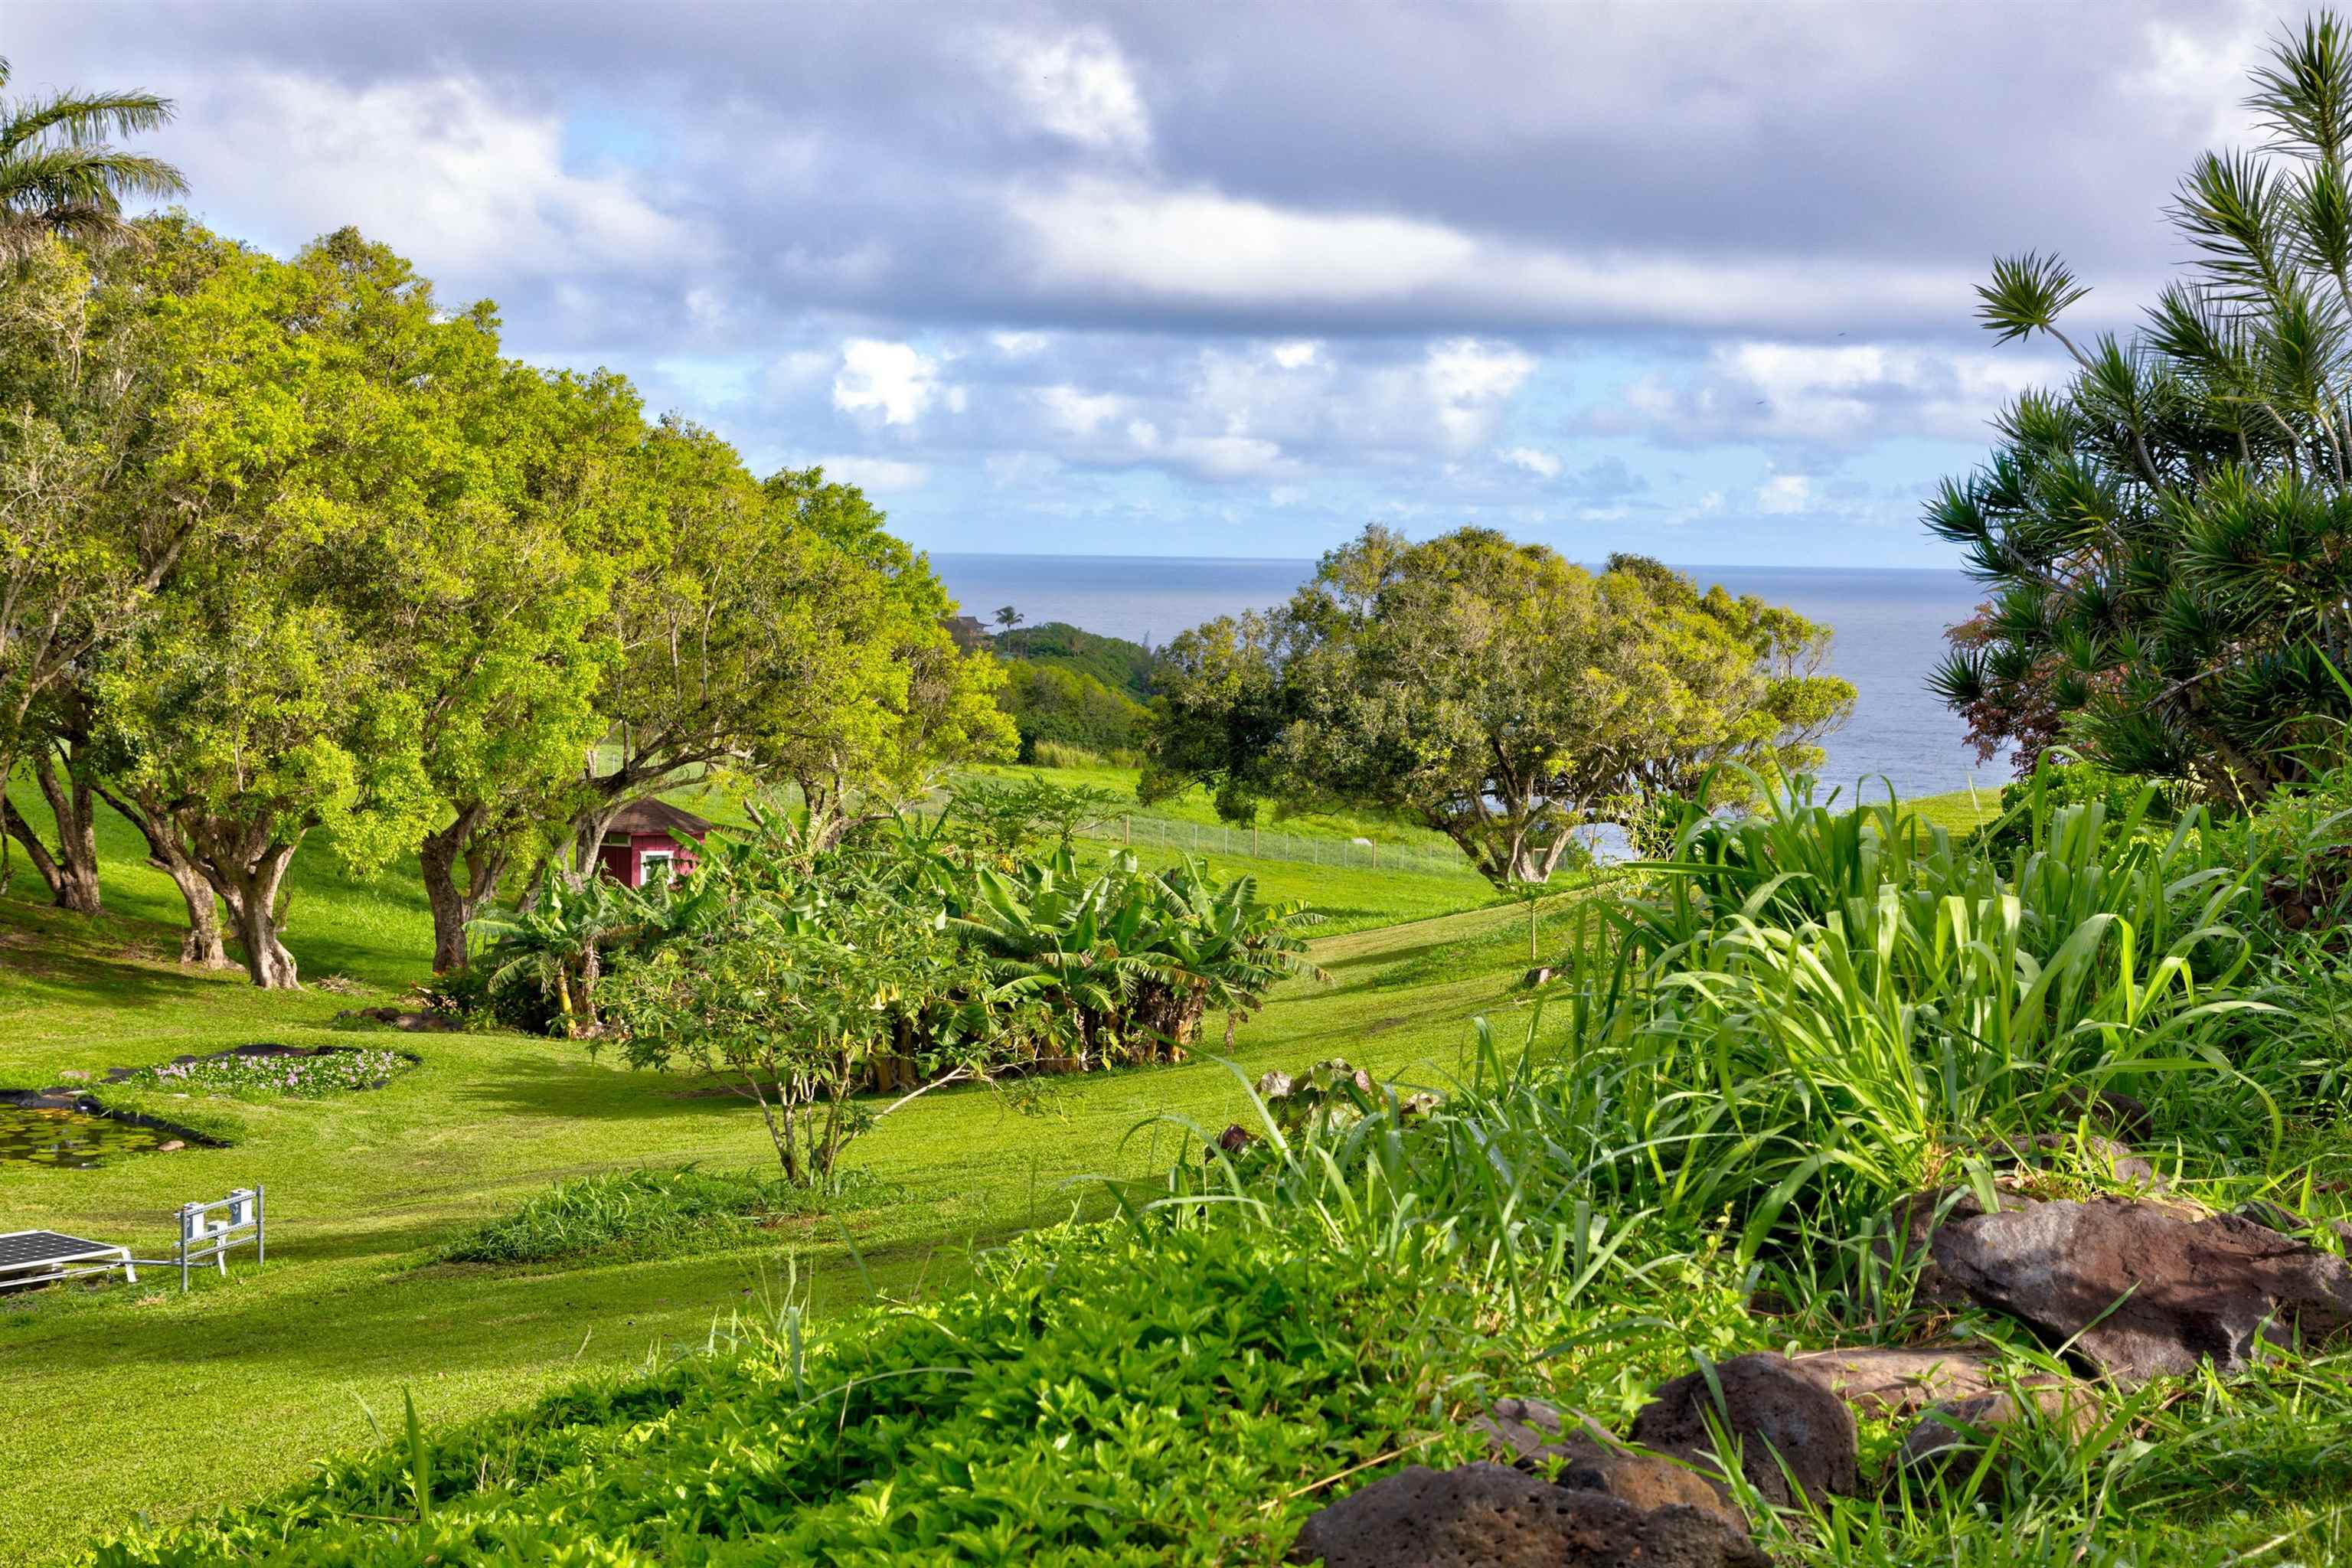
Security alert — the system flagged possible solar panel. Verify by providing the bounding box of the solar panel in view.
[0,1230,121,1272]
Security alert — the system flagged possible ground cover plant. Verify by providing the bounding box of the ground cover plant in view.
[121,1047,416,1100]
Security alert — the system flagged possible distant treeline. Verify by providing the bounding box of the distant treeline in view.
[986,622,1154,764]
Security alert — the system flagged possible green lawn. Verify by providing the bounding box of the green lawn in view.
[0,772,1996,1561]
[0,786,1564,1562]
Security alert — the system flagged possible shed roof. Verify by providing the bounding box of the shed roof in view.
[606,799,714,840]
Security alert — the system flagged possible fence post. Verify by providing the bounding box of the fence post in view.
[1123,814,1131,845]
[1371,840,1378,869]
[1253,825,1259,857]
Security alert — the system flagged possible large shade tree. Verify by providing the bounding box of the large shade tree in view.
[0,222,281,929]
[1931,13,2352,792]
[90,230,471,986]
[1145,526,1851,887]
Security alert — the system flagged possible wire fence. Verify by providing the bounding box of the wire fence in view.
[1071,811,1475,878]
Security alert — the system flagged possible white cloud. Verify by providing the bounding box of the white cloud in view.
[991,330,1050,358]
[1009,176,1975,331]
[1597,339,2068,448]
[984,27,1150,153]
[1500,446,1562,479]
[1271,339,1321,369]
[1037,384,1125,436]
[833,338,945,425]
[1426,338,1536,447]
[181,74,692,284]
[1160,433,1290,480]
[985,451,1064,486]
[803,455,929,492]
[1756,474,1814,514]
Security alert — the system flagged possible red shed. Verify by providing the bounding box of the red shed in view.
[596,800,712,887]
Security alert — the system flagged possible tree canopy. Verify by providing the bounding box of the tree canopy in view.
[1930,13,2352,794]
[4,217,1009,985]
[1144,525,1852,887]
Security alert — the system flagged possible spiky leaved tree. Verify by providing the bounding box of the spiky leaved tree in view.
[1932,13,2352,795]
[0,54,185,260]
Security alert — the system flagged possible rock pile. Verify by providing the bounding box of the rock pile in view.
[1289,1112,2352,1563]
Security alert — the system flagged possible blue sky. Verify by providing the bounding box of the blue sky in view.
[17,1,2292,564]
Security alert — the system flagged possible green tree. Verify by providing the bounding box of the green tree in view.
[1929,13,2352,792]
[560,452,1010,874]
[0,222,281,933]
[90,230,468,986]
[0,54,185,260]
[1146,526,1851,888]
[405,360,652,972]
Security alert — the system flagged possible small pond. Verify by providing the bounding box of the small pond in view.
[0,1105,182,1170]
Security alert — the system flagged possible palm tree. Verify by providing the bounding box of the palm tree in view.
[0,54,187,261]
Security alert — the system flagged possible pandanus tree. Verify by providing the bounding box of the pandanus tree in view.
[1932,12,2352,793]
[0,54,185,260]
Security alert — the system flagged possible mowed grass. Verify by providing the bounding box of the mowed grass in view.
[0,785,1553,1562]
[954,758,1465,853]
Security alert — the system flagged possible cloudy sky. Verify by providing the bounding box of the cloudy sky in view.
[12,2,2296,564]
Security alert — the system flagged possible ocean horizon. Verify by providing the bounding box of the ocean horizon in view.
[933,552,2007,804]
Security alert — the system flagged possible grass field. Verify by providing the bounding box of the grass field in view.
[0,782,1578,1562]
[0,773,2008,1560]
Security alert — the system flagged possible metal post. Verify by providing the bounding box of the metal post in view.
[179,1203,193,1292]
[256,1184,266,1266]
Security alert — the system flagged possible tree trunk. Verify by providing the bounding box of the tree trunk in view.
[420,803,506,974]
[183,815,303,989]
[97,785,233,968]
[2,743,103,914]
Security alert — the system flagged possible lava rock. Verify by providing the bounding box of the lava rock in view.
[1932,1196,2352,1384]
[1473,1398,1745,1530]
[1982,1132,2163,1191]
[1628,1352,1860,1508]
[1787,1344,2008,1418]
[1285,1462,1766,1568]
[1895,1384,2101,1498]
[2233,1198,2352,1253]
[2049,1086,2154,1143]
[337,1008,456,1032]
[1878,1187,2021,1311]
[1211,1124,1259,1156]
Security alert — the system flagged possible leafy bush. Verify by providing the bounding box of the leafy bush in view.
[435,1165,864,1267]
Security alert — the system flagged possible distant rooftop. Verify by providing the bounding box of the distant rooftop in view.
[606,799,714,839]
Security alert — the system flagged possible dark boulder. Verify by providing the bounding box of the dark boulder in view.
[1473,1397,1745,1530]
[1895,1384,2101,1498]
[337,1008,456,1032]
[1982,1132,2162,1191]
[1787,1344,2007,1418]
[1932,1196,2352,1384]
[1628,1352,1859,1508]
[2049,1086,2154,1143]
[1285,1462,1766,1567]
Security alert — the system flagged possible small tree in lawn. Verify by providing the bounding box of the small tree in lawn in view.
[599,850,1001,1190]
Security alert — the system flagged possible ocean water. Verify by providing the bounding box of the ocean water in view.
[933,554,2007,804]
